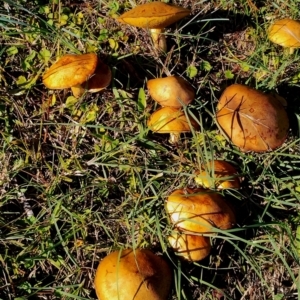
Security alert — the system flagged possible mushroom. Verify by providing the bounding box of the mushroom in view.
[195,160,240,189]
[147,76,195,107]
[216,84,289,152]
[147,106,198,144]
[166,188,236,233]
[71,60,112,98]
[168,231,211,262]
[94,248,172,300]
[43,53,111,97]
[268,18,300,54]
[43,53,98,89]
[117,2,190,52]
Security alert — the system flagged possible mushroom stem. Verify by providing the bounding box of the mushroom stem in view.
[71,84,85,98]
[150,28,167,52]
[169,133,180,144]
[289,47,295,55]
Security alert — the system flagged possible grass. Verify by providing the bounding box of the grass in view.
[1,0,300,299]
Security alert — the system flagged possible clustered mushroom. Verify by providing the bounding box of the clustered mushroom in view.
[147,76,198,144]
[43,53,111,98]
[40,4,294,299]
[166,187,236,261]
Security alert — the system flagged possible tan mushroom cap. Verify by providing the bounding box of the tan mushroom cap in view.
[71,60,112,98]
[195,160,240,189]
[94,248,172,300]
[43,53,98,89]
[147,76,195,107]
[117,1,190,29]
[216,84,289,152]
[168,232,211,262]
[268,18,300,48]
[148,107,198,133]
[166,188,236,233]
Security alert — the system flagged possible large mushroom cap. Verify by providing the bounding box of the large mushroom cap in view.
[168,232,211,262]
[148,107,198,133]
[216,84,289,152]
[43,53,98,89]
[94,248,172,300]
[166,188,236,233]
[117,1,190,29]
[268,18,300,48]
[195,160,240,189]
[147,76,195,107]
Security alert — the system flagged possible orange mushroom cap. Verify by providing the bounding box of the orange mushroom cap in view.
[94,249,172,300]
[148,107,198,133]
[117,2,190,29]
[43,53,98,89]
[195,160,240,189]
[168,232,211,262]
[268,18,300,49]
[166,188,236,233]
[147,76,195,107]
[216,84,289,152]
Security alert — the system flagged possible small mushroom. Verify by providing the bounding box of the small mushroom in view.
[268,18,300,54]
[216,84,289,152]
[195,160,240,189]
[43,53,98,89]
[147,76,195,107]
[166,188,236,233]
[94,248,172,300]
[71,60,112,98]
[148,107,198,144]
[117,2,190,52]
[168,231,211,262]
